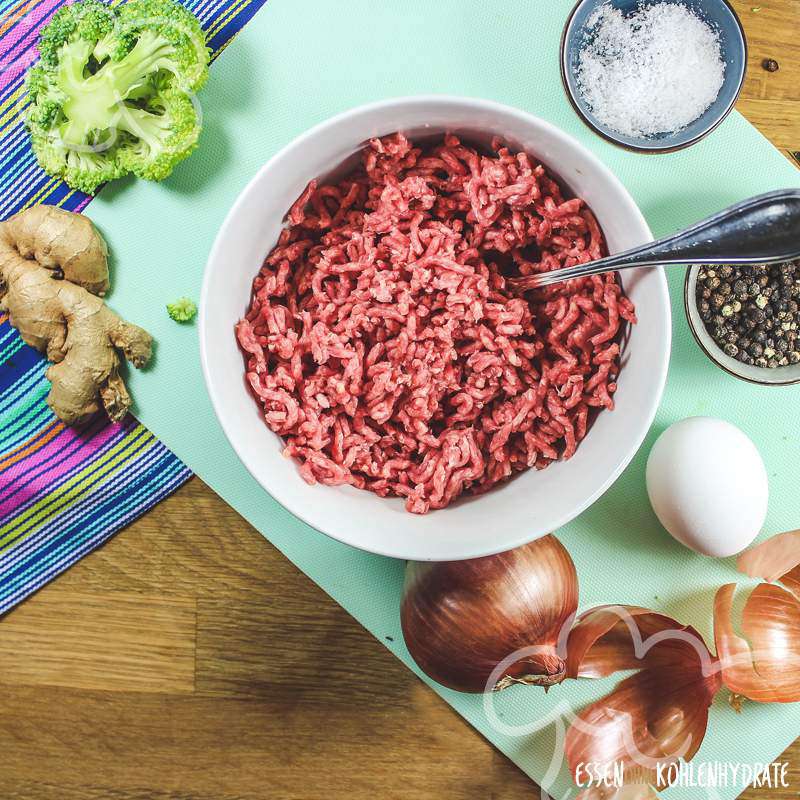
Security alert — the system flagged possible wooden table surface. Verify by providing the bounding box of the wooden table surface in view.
[1,2,799,798]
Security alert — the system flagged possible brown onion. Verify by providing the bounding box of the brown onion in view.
[400,534,578,692]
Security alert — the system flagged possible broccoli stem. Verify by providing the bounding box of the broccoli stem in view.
[115,104,170,152]
[57,31,178,148]
[106,30,179,96]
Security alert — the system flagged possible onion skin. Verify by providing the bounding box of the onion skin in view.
[565,665,720,789]
[713,531,800,703]
[567,606,712,679]
[714,580,800,703]
[782,565,800,597]
[401,534,578,693]
[565,605,721,790]
[576,787,659,800]
[737,528,800,583]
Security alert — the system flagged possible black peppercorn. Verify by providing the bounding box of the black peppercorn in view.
[695,260,800,371]
[763,58,779,72]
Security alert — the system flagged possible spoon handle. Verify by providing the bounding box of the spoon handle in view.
[510,189,800,291]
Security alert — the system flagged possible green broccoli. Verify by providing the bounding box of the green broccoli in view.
[25,0,210,194]
[166,296,197,322]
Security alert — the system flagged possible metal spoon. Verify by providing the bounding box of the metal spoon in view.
[508,189,800,292]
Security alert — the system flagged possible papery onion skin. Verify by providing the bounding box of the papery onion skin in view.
[564,605,720,790]
[716,530,800,703]
[714,581,800,703]
[737,529,800,583]
[566,605,712,679]
[565,665,720,789]
[577,786,660,800]
[401,534,578,692]
[782,565,800,598]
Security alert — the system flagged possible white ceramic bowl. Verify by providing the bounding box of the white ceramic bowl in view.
[200,96,671,561]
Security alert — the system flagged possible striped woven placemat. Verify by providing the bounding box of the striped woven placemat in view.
[0,0,267,614]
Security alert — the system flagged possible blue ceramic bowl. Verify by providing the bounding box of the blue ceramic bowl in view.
[561,0,747,152]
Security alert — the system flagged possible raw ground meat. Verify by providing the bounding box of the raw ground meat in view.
[236,133,636,514]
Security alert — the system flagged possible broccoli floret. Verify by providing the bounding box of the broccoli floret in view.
[117,89,200,180]
[37,0,116,68]
[118,0,209,90]
[25,0,210,195]
[32,132,128,194]
[166,296,197,322]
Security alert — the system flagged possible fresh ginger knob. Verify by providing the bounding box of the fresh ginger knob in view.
[0,205,152,425]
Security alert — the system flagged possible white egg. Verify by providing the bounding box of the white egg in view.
[645,417,768,558]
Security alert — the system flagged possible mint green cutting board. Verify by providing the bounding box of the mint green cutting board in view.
[89,0,800,796]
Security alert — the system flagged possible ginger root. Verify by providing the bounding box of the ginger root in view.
[0,205,152,425]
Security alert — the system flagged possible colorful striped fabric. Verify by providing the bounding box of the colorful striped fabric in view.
[0,0,267,614]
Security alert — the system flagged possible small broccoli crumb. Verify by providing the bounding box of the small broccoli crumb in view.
[167,297,197,323]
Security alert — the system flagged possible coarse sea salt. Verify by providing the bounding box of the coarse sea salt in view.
[576,2,726,138]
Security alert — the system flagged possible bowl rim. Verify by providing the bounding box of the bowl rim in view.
[559,0,748,154]
[684,265,800,386]
[199,94,672,560]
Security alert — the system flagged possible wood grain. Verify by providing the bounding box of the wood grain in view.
[0,4,798,799]
[733,0,800,157]
[0,591,195,693]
